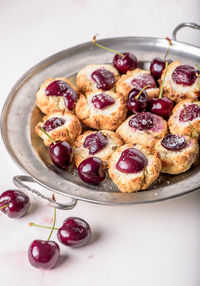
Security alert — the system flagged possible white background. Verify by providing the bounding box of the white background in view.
[1,0,200,285]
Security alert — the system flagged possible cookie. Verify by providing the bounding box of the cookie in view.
[168,100,200,137]
[35,110,82,146]
[160,60,200,103]
[76,64,120,93]
[74,130,123,168]
[116,112,167,149]
[116,68,160,99]
[75,90,127,130]
[155,134,199,174]
[36,77,78,114]
[108,143,161,193]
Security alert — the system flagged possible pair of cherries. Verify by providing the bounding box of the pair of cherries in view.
[40,126,106,186]
[0,189,92,270]
[29,215,92,270]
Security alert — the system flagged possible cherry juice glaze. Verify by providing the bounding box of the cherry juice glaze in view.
[161,134,187,151]
[131,73,157,89]
[116,148,148,173]
[179,104,200,122]
[42,117,65,132]
[92,93,114,109]
[91,68,115,90]
[172,65,197,86]
[83,132,108,155]
[45,80,78,110]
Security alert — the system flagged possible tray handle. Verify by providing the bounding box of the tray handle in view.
[172,22,200,42]
[13,175,77,210]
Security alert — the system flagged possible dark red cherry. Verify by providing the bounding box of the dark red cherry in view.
[198,134,200,145]
[42,117,65,132]
[49,141,73,169]
[78,157,105,185]
[148,97,174,119]
[127,87,148,113]
[132,73,157,89]
[0,190,30,218]
[57,217,92,248]
[116,148,147,173]
[45,80,78,110]
[172,65,197,86]
[150,58,172,80]
[179,104,200,122]
[91,69,115,90]
[161,134,187,151]
[28,240,60,269]
[113,52,137,74]
[92,93,114,109]
[129,112,154,131]
[83,132,108,155]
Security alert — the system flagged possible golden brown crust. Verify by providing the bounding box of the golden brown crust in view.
[35,77,77,114]
[116,113,168,149]
[76,64,120,94]
[116,68,160,99]
[35,110,82,146]
[75,90,127,130]
[168,100,200,137]
[155,135,199,174]
[108,143,162,193]
[160,61,200,103]
[73,130,124,168]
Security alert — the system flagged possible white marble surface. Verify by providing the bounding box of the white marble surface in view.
[1,0,200,285]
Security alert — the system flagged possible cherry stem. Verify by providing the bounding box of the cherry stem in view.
[135,84,151,99]
[92,36,125,58]
[183,104,199,137]
[0,204,8,210]
[159,61,168,99]
[39,126,56,145]
[196,64,200,72]
[29,222,59,231]
[47,207,56,241]
[164,37,172,60]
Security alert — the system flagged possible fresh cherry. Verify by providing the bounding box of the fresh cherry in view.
[172,65,197,86]
[179,104,200,122]
[42,117,65,132]
[161,134,187,151]
[92,93,114,109]
[116,148,147,173]
[150,58,172,81]
[39,127,73,169]
[49,141,73,169]
[57,217,92,248]
[0,190,30,218]
[45,80,78,110]
[131,73,157,89]
[127,86,148,113]
[83,132,108,155]
[129,112,154,131]
[148,97,174,119]
[78,157,105,185]
[91,69,115,90]
[150,37,173,81]
[28,240,60,269]
[148,61,174,119]
[113,52,137,74]
[92,36,137,74]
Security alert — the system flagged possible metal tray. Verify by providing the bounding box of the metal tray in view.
[1,22,200,209]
